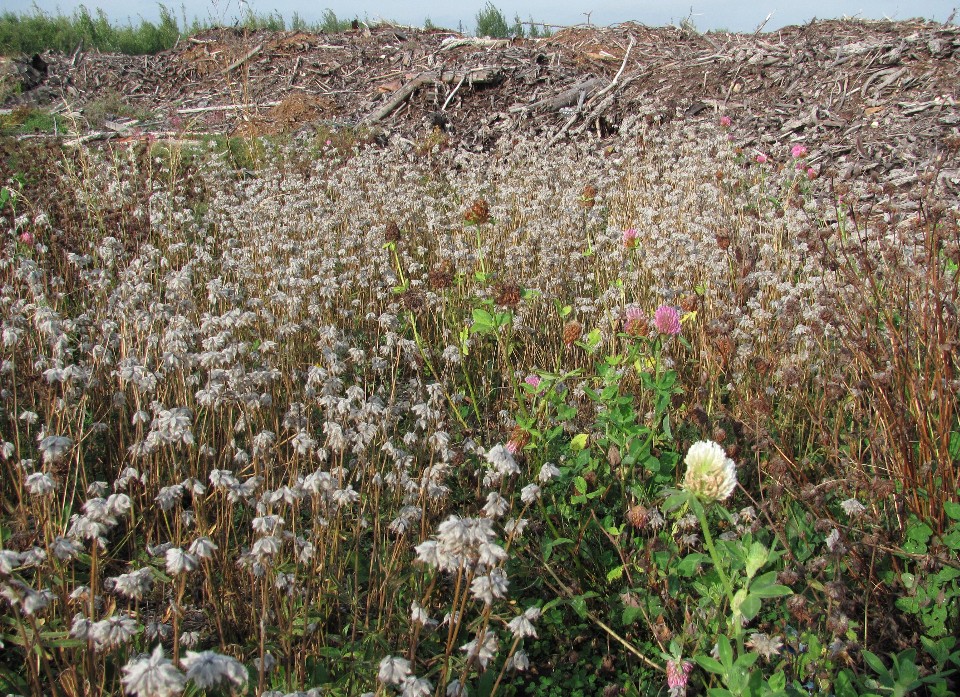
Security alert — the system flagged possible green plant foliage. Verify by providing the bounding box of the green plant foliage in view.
[475,2,511,38]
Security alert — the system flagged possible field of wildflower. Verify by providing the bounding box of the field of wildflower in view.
[1,113,958,697]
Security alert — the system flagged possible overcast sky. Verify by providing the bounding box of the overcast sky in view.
[2,0,956,33]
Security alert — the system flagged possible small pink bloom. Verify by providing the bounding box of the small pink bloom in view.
[624,306,647,336]
[791,144,807,158]
[622,227,639,249]
[719,115,732,127]
[326,139,332,146]
[654,305,681,336]
[807,167,817,180]
[666,658,693,689]
[524,375,541,388]
[506,440,521,455]
[755,153,768,164]
[19,231,34,246]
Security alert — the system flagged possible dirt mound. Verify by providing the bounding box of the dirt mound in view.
[4,19,960,201]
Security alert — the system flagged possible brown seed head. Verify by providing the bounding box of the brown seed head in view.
[428,262,454,290]
[495,282,522,308]
[563,320,583,346]
[579,184,598,208]
[464,198,490,225]
[385,220,401,243]
[626,504,648,529]
[680,293,699,312]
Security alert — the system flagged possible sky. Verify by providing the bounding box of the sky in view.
[1,0,957,34]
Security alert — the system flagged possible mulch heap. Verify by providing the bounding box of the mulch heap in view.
[4,18,960,201]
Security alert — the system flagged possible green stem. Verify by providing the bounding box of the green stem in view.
[691,497,744,652]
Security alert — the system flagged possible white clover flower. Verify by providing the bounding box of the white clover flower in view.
[188,536,218,560]
[402,676,433,697]
[377,655,411,685]
[446,678,468,696]
[470,568,509,605]
[52,536,83,561]
[461,629,499,669]
[121,645,186,697]
[164,547,198,575]
[486,444,519,477]
[110,568,154,600]
[682,440,737,502]
[182,650,248,690]
[509,649,530,671]
[414,540,441,568]
[507,611,538,638]
[24,471,57,496]
[840,498,866,517]
[0,549,22,575]
[537,462,560,483]
[90,613,140,650]
[746,632,783,661]
[38,435,72,464]
[483,491,510,518]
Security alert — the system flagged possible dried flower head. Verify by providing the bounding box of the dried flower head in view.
[622,228,639,249]
[494,282,522,308]
[624,307,648,337]
[378,655,411,685]
[579,184,598,208]
[682,440,737,503]
[464,199,490,225]
[626,504,648,529]
[563,320,583,346]
[181,650,247,690]
[429,261,454,290]
[384,220,401,243]
[505,426,530,454]
[121,645,186,697]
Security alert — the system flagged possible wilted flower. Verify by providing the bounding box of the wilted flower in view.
[840,498,866,517]
[653,305,681,336]
[682,440,737,502]
[562,320,583,346]
[624,306,647,336]
[25,471,57,496]
[486,444,519,477]
[121,645,185,697]
[461,629,499,669]
[537,462,560,483]
[622,227,640,249]
[746,632,783,661]
[182,650,248,689]
[401,675,433,697]
[520,483,541,504]
[90,614,140,650]
[378,655,411,685]
[38,435,72,464]
[164,547,198,575]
